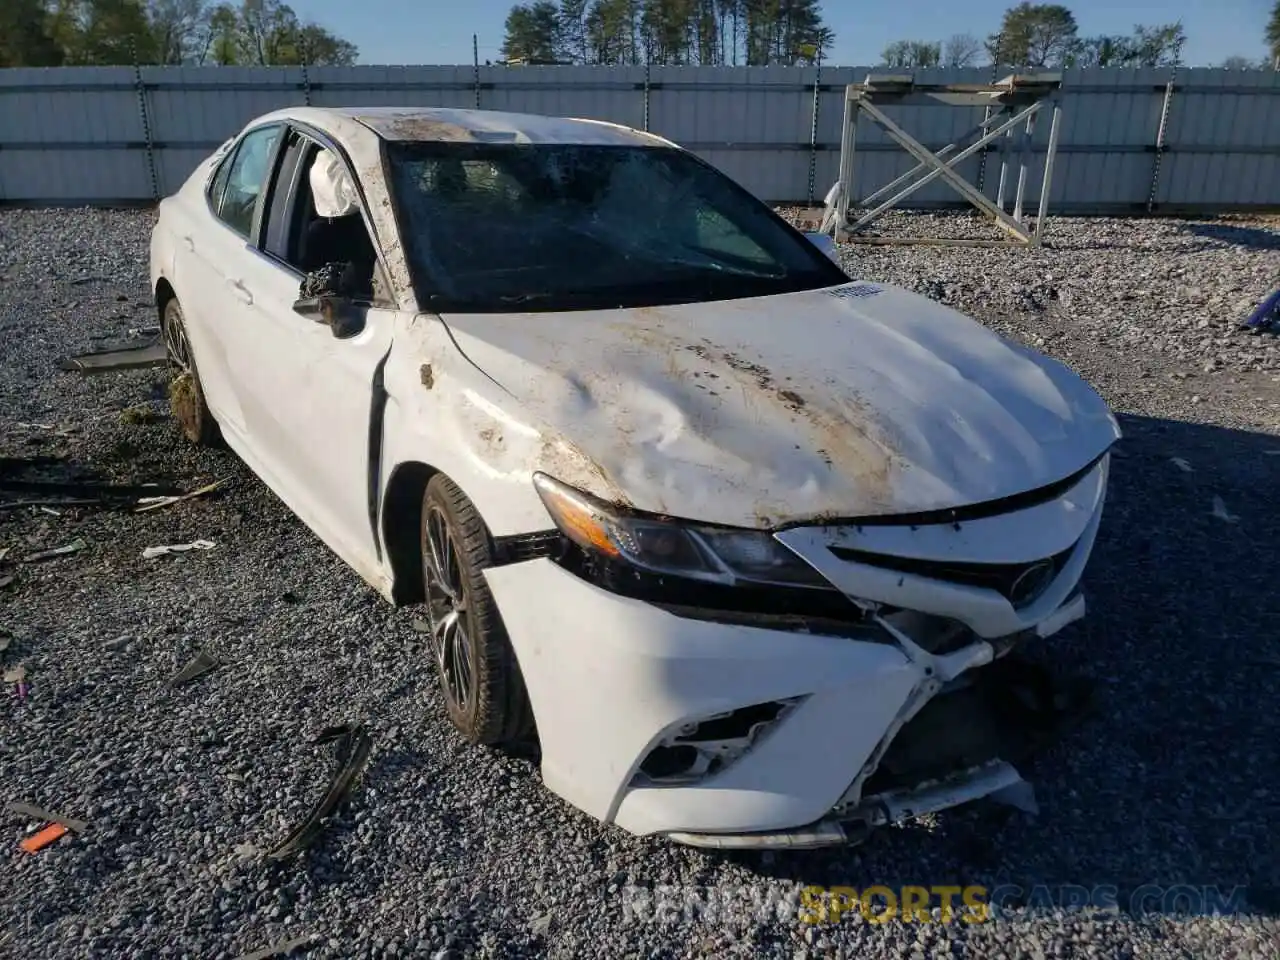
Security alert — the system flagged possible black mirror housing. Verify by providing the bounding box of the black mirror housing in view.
[292,295,363,338]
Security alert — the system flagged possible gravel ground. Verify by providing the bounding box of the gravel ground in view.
[2,207,1279,959]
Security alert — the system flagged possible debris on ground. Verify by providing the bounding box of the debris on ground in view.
[142,540,215,559]
[0,498,101,511]
[18,823,68,854]
[0,475,182,501]
[118,405,166,426]
[1241,287,1280,334]
[59,341,167,374]
[1211,496,1240,523]
[21,539,87,563]
[233,932,320,960]
[134,478,227,513]
[170,651,221,687]
[4,803,90,834]
[1170,457,1193,472]
[266,722,373,861]
[5,665,28,700]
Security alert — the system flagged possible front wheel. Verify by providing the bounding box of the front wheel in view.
[419,474,535,746]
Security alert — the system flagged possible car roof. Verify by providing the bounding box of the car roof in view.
[249,105,671,149]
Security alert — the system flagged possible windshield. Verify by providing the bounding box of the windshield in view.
[384,142,847,313]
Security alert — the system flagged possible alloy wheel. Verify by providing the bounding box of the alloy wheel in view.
[163,301,192,373]
[423,503,474,710]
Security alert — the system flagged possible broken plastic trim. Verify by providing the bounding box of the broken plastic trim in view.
[265,722,373,861]
[634,697,806,786]
[777,449,1109,530]
[170,651,221,687]
[490,529,562,566]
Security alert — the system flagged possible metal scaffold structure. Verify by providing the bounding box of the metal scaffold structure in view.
[820,73,1065,247]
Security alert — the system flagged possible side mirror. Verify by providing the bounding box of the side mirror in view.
[804,231,840,264]
[292,295,363,338]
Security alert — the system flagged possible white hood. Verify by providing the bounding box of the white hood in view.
[439,282,1119,529]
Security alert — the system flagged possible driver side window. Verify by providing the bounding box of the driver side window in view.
[210,124,282,238]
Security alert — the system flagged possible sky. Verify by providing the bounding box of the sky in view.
[296,0,1276,68]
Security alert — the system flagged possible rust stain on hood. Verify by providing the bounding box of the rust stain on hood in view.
[437,284,1119,529]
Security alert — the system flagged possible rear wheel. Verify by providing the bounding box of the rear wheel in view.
[420,473,535,746]
[163,296,221,447]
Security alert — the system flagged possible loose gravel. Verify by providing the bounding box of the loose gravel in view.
[2,207,1278,960]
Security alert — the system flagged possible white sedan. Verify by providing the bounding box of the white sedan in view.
[150,105,1119,849]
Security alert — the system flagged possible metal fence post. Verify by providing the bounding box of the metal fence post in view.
[807,56,822,207]
[643,61,651,131]
[131,43,160,202]
[473,34,481,109]
[1147,64,1178,213]
[300,50,313,105]
[976,33,1003,194]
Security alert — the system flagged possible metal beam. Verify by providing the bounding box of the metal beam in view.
[827,73,1064,247]
[851,98,1042,241]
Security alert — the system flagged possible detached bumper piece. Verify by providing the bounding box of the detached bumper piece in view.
[665,655,1093,851]
[667,761,1024,850]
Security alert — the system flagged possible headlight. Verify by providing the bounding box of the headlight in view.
[532,472,832,590]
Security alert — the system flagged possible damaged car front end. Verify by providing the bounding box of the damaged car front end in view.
[482,446,1112,849]
[377,123,1120,848]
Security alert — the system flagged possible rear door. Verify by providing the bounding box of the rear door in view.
[178,122,285,437]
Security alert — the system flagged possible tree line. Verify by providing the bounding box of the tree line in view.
[884,2,1280,70]
[501,0,834,66]
[504,0,1280,69]
[0,0,358,67]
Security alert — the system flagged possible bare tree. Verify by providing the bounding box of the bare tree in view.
[942,32,982,67]
[1219,54,1262,70]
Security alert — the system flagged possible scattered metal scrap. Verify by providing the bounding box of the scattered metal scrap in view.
[234,933,320,960]
[134,478,228,513]
[0,499,100,512]
[0,477,183,501]
[21,539,87,563]
[266,722,374,861]
[4,802,90,834]
[1242,287,1280,334]
[170,650,221,687]
[1211,496,1240,524]
[59,341,168,374]
[142,539,215,559]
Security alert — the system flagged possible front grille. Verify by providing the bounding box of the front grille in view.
[827,544,1076,608]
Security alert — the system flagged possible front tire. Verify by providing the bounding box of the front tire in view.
[163,296,221,447]
[420,474,535,746]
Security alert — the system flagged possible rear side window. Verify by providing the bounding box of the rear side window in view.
[213,125,282,237]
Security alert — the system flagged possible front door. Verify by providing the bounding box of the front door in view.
[214,127,398,572]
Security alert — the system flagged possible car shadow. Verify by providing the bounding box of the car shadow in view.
[723,412,1280,917]
[1178,221,1280,251]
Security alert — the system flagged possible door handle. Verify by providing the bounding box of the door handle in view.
[227,278,254,305]
[181,234,195,251]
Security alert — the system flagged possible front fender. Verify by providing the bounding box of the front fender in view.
[379,313,559,538]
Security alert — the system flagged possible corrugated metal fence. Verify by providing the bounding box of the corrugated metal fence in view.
[1,64,1277,211]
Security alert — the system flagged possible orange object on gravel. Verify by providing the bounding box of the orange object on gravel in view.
[19,823,68,853]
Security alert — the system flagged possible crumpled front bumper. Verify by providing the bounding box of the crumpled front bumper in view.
[482,457,1108,846]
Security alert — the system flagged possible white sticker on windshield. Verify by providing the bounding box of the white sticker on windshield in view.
[828,283,881,300]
